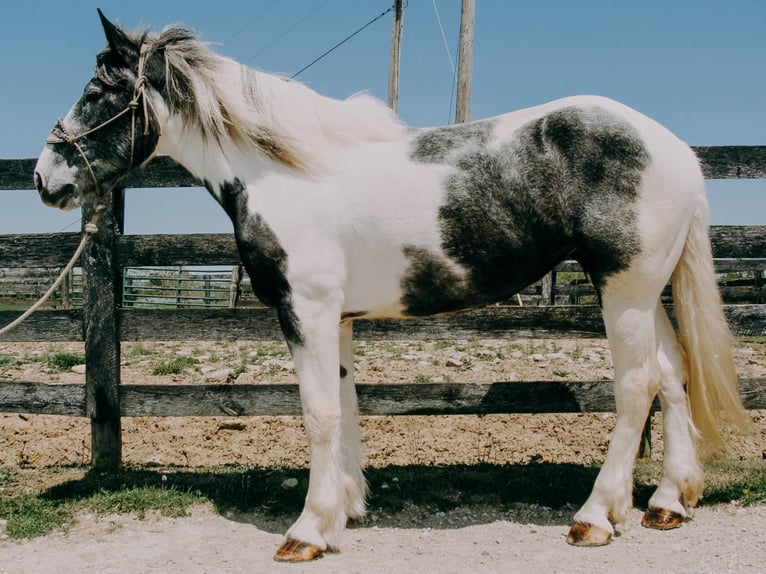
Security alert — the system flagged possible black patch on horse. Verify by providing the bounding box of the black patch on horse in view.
[218,178,303,345]
[401,106,650,314]
[400,246,475,315]
[410,120,497,164]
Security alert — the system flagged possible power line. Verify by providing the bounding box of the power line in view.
[248,0,332,64]
[291,3,397,79]
[223,0,282,47]
[431,0,458,123]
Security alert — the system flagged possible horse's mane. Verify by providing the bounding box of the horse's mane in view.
[126,26,406,172]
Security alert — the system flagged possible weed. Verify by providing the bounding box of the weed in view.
[124,344,157,358]
[226,362,247,383]
[0,355,21,367]
[151,356,197,376]
[45,353,86,372]
[414,374,432,384]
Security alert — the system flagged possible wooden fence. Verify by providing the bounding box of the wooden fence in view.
[1,148,766,469]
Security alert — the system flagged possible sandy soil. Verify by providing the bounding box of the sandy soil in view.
[1,504,765,573]
[0,338,764,572]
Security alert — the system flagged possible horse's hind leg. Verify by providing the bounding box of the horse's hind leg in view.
[567,290,663,546]
[642,303,703,529]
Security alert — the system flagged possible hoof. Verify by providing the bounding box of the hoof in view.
[273,538,324,562]
[641,507,683,530]
[566,522,612,547]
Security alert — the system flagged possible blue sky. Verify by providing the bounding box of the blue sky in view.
[1,0,764,234]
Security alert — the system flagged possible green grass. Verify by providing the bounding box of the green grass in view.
[44,353,86,372]
[0,459,763,540]
[151,356,198,376]
[0,355,22,367]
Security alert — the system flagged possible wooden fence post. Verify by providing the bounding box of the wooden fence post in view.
[81,190,123,469]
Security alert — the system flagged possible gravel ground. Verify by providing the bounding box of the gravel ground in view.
[0,338,764,572]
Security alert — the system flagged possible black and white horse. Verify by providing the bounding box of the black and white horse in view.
[34,11,748,562]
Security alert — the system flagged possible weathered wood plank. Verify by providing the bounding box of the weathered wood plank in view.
[2,228,764,268]
[0,158,35,190]
[3,378,763,417]
[0,233,82,266]
[0,382,85,416]
[0,309,83,342]
[694,146,766,179]
[81,200,122,469]
[710,226,766,259]
[118,377,765,416]
[121,155,199,188]
[118,234,238,266]
[2,304,764,343]
[118,307,284,341]
[3,147,765,190]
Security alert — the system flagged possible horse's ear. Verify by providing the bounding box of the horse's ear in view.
[97,8,137,65]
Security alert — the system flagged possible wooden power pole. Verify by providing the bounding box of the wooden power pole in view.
[455,0,475,123]
[388,0,405,112]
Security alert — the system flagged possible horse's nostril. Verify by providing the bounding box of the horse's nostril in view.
[34,171,44,192]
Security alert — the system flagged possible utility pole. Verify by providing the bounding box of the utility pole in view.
[455,0,475,123]
[387,0,405,112]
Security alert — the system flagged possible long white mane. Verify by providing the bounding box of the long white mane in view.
[141,26,406,171]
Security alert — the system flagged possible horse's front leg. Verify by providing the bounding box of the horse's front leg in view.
[273,297,359,562]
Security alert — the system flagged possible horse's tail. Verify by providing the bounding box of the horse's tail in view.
[672,193,750,451]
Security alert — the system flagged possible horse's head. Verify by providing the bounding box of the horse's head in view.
[34,10,163,209]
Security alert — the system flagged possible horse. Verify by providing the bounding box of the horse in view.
[34,10,748,562]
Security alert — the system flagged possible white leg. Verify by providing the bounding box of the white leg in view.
[568,299,662,546]
[643,303,703,528]
[339,320,367,519]
[274,295,350,561]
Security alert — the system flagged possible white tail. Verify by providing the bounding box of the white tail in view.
[672,197,750,450]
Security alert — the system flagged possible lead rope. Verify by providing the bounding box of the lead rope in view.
[0,204,105,336]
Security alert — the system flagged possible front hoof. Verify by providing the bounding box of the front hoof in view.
[566,522,612,547]
[273,538,324,562]
[641,507,683,530]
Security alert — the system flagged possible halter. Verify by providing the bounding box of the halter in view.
[45,43,162,198]
[2,47,162,337]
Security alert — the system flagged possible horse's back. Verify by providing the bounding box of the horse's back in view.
[395,95,702,309]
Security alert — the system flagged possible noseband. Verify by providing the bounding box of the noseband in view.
[46,43,162,197]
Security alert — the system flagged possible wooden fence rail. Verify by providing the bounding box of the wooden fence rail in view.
[1,148,765,468]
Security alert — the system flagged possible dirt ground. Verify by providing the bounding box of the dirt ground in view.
[0,338,765,572]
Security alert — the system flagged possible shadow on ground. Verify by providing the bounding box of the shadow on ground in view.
[35,462,663,533]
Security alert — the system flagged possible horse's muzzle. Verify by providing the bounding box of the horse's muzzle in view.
[35,171,78,210]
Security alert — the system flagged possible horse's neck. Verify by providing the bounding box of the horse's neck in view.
[153,58,404,188]
[156,117,277,197]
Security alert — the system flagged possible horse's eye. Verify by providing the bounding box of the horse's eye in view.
[84,87,102,103]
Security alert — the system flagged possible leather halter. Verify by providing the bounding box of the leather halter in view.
[45,43,162,196]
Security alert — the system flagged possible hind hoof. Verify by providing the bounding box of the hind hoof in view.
[566,522,612,546]
[273,538,324,562]
[641,507,683,530]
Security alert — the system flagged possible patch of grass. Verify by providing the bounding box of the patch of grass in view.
[124,344,158,359]
[414,374,432,384]
[44,353,86,372]
[86,485,199,519]
[151,356,198,376]
[0,354,22,367]
[0,495,74,538]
